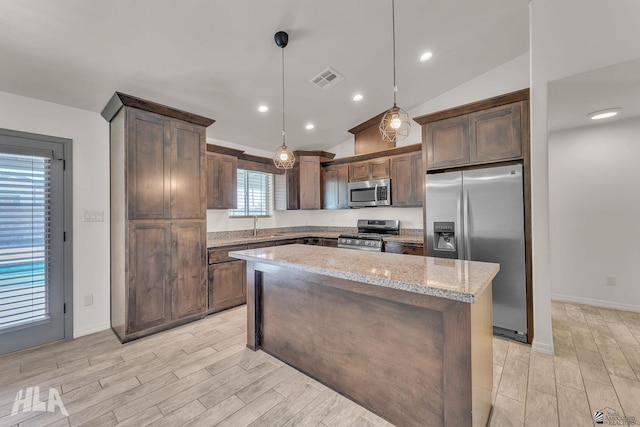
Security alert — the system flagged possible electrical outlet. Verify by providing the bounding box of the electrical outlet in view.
[84,294,94,306]
[606,275,616,287]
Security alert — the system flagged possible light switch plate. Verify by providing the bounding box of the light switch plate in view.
[83,210,104,222]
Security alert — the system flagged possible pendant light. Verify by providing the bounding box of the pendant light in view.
[379,0,410,143]
[273,31,295,169]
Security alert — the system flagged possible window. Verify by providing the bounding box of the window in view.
[229,169,273,217]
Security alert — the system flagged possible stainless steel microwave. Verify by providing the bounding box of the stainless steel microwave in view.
[348,179,391,207]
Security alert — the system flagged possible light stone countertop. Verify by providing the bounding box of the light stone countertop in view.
[207,232,423,248]
[207,232,343,248]
[229,244,499,303]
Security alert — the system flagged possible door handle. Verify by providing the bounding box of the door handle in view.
[463,188,471,260]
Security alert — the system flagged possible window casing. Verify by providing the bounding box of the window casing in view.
[229,169,273,217]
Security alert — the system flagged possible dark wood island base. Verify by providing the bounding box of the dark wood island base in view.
[242,258,494,427]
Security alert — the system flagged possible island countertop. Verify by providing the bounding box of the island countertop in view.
[230,244,499,303]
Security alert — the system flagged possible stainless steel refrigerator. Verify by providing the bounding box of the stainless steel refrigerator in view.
[425,164,527,342]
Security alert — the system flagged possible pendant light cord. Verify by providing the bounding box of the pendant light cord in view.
[281,47,286,146]
[392,0,397,107]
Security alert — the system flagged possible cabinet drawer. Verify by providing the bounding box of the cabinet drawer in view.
[208,244,247,264]
[301,237,323,246]
[276,238,300,246]
[322,238,338,247]
[384,241,424,256]
[247,241,275,249]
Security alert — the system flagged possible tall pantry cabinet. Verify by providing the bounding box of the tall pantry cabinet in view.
[101,93,215,342]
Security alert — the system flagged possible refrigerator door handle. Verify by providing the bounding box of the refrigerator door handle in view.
[463,187,471,260]
[456,186,464,260]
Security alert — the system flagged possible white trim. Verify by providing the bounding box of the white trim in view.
[551,294,640,313]
[531,339,554,355]
[73,322,111,338]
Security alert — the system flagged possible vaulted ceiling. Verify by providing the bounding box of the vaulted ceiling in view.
[0,0,529,151]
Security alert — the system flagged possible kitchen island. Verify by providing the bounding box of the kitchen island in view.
[229,244,499,427]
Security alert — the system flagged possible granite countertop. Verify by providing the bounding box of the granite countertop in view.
[207,231,423,248]
[229,244,499,303]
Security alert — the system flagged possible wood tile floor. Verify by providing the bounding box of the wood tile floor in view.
[1,301,639,426]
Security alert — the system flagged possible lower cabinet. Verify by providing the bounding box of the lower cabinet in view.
[117,220,207,341]
[208,260,246,313]
[384,241,425,256]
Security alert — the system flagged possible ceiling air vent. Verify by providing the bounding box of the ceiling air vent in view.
[309,67,344,90]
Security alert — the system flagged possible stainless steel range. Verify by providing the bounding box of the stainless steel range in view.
[338,219,400,251]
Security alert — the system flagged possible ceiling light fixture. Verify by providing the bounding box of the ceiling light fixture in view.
[380,0,411,143]
[258,105,269,113]
[588,108,621,120]
[420,51,433,62]
[272,31,295,170]
[305,123,315,130]
[353,93,364,102]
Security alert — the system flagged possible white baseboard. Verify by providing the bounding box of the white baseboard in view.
[551,294,640,313]
[73,322,111,338]
[531,339,554,355]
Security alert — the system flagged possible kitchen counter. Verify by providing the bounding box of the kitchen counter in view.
[230,244,497,303]
[207,231,423,248]
[232,244,496,426]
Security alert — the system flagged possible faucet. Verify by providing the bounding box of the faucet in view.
[253,215,258,237]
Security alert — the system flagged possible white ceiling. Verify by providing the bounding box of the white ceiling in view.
[548,59,640,132]
[0,0,529,152]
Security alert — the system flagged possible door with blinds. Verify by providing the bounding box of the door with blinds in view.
[0,129,67,355]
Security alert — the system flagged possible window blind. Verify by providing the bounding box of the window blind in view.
[229,169,273,217]
[0,152,51,330]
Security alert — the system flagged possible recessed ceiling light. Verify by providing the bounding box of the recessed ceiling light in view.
[305,123,315,130]
[588,108,621,120]
[258,105,269,113]
[419,51,433,62]
[352,94,363,102]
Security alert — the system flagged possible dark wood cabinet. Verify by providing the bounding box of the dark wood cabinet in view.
[349,158,390,182]
[469,102,523,163]
[282,151,335,210]
[207,245,247,313]
[322,238,338,247]
[126,109,206,220]
[391,152,424,207]
[420,99,525,171]
[300,237,323,246]
[424,115,470,170]
[206,152,237,209]
[172,221,207,319]
[128,222,172,333]
[384,241,424,256]
[322,164,349,209]
[208,260,246,313]
[103,92,213,343]
[127,109,172,220]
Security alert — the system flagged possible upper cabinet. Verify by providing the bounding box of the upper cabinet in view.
[282,151,335,210]
[348,112,397,155]
[124,108,207,220]
[206,151,237,209]
[322,164,349,209]
[349,158,390,182]
[391,152,424,207]
[416,89,529,171]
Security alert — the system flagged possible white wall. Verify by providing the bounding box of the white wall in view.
[327,53,530,157]
[530,0,640,354]
[549,118,640,312]
[0,90,110,338]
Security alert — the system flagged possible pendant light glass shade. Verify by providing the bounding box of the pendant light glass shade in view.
[380,104,410,142]
[380,0,410,143]
[273,31,295,170]
[273,142,295,169]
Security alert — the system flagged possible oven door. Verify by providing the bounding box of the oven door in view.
[348,179,391,207]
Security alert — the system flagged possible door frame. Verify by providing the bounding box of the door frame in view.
[0,128,73,342]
